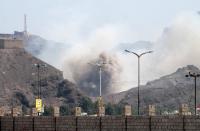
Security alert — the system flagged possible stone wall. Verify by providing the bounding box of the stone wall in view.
[151,116,183,131]
[0,116,200,131]
[78,116,100,131]
[127,116,150,131]
[0,39,24,49]
[56,116,76,131]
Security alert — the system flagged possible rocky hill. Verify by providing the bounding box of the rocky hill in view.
[109,65,200,114]
[0,48,85,110]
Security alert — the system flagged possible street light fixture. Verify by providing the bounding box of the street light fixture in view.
[185,72,200,115]
[125,49,153,115]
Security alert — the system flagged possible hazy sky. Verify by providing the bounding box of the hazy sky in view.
[1,0,200,42]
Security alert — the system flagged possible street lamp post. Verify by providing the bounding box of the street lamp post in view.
[125,50,153,115]
[34,63,47,116]
[88,59,110,116]
[88,61,107,97]
[34,63,47,99]
[99,66,102,97]
[185,72,200,115]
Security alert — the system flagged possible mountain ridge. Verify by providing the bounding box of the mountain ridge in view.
[106,65,200,114]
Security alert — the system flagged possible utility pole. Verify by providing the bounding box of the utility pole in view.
[185,72,200,115]
[125,50,153,115]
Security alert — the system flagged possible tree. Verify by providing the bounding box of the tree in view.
[43,106,53,116]
[79,97,95,114]
[105,103,115,115]
[60,105,71,115]
[105,103,123,115]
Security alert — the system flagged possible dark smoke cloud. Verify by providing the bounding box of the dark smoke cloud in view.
[66,52,122,96]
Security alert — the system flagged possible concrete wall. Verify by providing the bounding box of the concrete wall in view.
[0,34,13,39]
[0,116,200,131]
[0,39,23,49]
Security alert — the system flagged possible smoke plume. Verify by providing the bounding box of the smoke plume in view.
[26,11,200,95]
[63,52,122,96]
[62,12,200,95]
[151,12,200,76]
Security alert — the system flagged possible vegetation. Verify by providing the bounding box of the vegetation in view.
[105,103,123,115]
[43,106,54,116]
[42,97,126,116]
[60,105,71,115]
[79,97,97,114]
[15,92,29,107]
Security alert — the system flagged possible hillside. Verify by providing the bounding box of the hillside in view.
[0,48,85,109]
[109,65,200,114]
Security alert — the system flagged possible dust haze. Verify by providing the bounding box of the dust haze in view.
[29,12,200,95]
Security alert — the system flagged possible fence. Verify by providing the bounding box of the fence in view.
[1,115,200,131]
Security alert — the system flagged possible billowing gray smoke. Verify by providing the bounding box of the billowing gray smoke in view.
[24,34,69,69]
[65,52,122,96]
[23,11,200,95]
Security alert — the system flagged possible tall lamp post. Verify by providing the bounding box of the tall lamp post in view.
[185,72,200,115]
[88,59,110,116]
[88,60,108,97]
[34,63,47,115]
[125,50,153,115]
[34,63,47,99]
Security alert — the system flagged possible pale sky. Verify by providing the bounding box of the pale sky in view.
[1,0,200,42]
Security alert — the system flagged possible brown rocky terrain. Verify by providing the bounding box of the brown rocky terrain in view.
[0,48,84,109]
[107,65,200,114]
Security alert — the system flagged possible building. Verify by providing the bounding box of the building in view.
[0,39,24,49]
[0,31,26,49]
[0,31,26,40]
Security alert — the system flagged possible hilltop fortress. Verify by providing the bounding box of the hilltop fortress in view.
[0,14,29,49]
[0,31,26,49]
